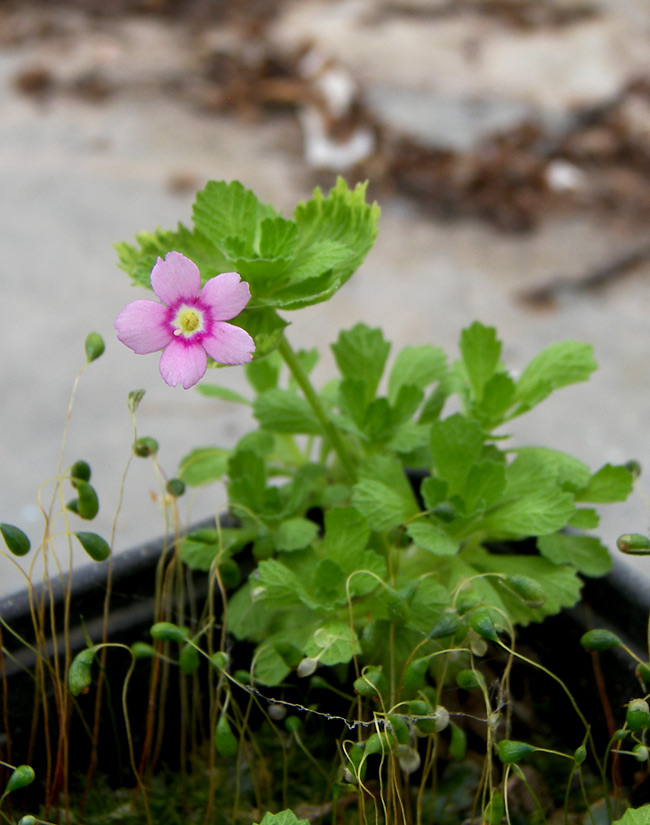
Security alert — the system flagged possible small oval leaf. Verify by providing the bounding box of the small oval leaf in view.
[0,523,31,557]
[75,532,110,562]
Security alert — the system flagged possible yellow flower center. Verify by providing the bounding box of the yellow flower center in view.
[173,308,202,337]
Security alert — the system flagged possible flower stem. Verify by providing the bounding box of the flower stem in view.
[277,334,356,480]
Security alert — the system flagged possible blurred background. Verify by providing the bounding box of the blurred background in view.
[3,0,650,595]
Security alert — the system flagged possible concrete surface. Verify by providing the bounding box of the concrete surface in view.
[2,0,650,596]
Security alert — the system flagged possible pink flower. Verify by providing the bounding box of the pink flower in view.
[114,251,255,389]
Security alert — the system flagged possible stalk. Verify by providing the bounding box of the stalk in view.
[277,334,356,479]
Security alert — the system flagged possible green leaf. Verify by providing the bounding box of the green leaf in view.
[178,447,230,486]
[507,448,591,496]
[313,558,346,603]
[322,507,385,596]
[568,508,600,529]
[430,414,485,496]
[256,810,310,825]
[479,487,575,538]
[388,345,447,404]
[613,805,650,825]
[537,533,612,577]
[252,644,292,687]
[253,389,322,434]
[274,518,319,552]
[406,521,458,556]
[258,216,299,259]
[457,546,583,625]
[0,523,31,556]
[472,372,516,428]
[115,223,231,289]
[352,456,420,531]
[511,340,597,416]
[196,384,251,404]
[303,620,360,666]
[235,307,289,359]
[286,178,380,309]
[323,507,370,558]
[228,450,268,514]
[459,322,501,401]
[331,324,390,404]
[180,526,256,571]
[74,532,110,562]
[192,180,278,252]
[257,559,320,609]
[408,577,451,631]
[463,461,507,514]
[245,351,283,393]
[576,463,634,503]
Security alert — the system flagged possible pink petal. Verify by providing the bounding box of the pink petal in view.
[159,338,207,389]
[200,272,251,321]
[114,300,172,354]
[151,252,201,307]
[202,322,255,366]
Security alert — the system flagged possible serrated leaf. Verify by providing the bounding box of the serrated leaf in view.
[258,216,299,259]
[576,463,633,503]
[406,520,458,556]
[257,559,319,609]
[459,322,501,400]
[479,487,575,538]
[192,180,278,251]
[537,533,612,577]
[256,810,310,825]
[274,518,319,552]
[509,447,591,495]
[178,447,230,486]
[285,178,380,309]
[388,345,447,404]
[253,389,322,434]
[331,324,390,405]
[430,413,485,496]
[511,340,597,416]
[613,804,650,825]
[115,223,231,289]
[352,456,420,531]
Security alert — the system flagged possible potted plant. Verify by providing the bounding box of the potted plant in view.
[1,178,649,825]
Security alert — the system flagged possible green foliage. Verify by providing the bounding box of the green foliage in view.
[116,177,380,326]
[614,806,650,825]
[110,179,638,822]
[255,811,309,825]
[171,315,633,688]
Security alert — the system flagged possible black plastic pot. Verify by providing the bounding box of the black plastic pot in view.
[1,520,648,809]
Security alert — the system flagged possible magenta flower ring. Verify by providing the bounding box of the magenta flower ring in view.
[114,251,255,389]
